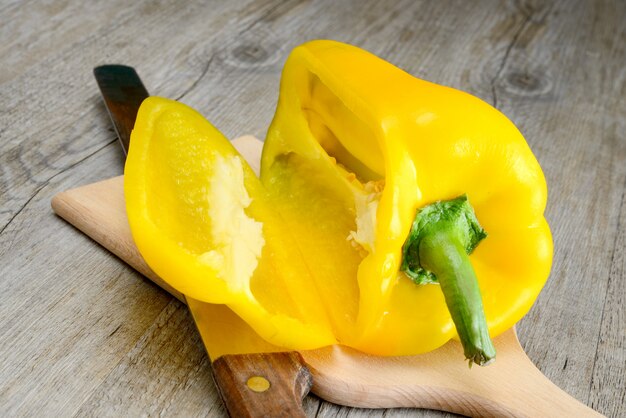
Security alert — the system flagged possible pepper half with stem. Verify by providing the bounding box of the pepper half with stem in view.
[262,40,553,357]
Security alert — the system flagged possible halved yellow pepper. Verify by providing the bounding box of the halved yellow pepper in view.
[124,97,335,349]
[125,40,552,362]
[261,40,552,358]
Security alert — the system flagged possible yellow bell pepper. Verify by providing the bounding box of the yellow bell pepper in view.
[124,97,336,349]
[125,40,553,365]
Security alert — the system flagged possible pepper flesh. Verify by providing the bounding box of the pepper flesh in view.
[125,40,553,358]
[124,97,336,349]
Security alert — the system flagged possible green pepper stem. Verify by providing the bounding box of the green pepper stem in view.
[419,229,496,367]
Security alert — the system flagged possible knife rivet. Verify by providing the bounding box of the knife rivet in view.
[246,376,271,392]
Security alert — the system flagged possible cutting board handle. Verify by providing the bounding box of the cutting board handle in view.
[304,328,603,417]
[212,352,311,418]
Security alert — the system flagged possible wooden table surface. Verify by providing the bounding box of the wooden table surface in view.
[1,0,624,416]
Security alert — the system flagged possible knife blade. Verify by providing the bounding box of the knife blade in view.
[94,65,312,418]
[94,65,148,155]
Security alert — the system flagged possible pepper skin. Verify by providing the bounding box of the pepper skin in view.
[260,40,552,356]
[125,40,553,359]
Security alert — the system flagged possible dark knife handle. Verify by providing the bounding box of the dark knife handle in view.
[212,352,311,418]
[94,65,149,155]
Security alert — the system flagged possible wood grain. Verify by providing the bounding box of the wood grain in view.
[302,330,602,417]
[51,175,185,304]
[1,0,624,416]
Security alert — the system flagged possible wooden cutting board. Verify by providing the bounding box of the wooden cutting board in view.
[51,136,601,417]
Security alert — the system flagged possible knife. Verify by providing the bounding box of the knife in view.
[94,65,312,418]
